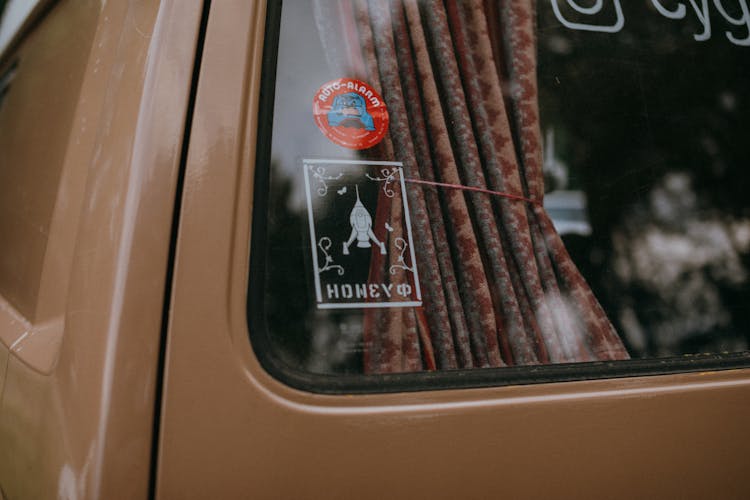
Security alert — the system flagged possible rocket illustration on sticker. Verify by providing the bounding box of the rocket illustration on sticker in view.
[342,186,386,256]
[303,159,422,309]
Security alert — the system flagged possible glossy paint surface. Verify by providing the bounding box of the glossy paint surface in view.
[156,2,750,499]
[0,0,202,498]
[0,0,96,323]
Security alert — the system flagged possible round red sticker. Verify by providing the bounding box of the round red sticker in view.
[313,78,389,150]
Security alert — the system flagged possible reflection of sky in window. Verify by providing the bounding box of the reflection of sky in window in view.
[272,1,357,211]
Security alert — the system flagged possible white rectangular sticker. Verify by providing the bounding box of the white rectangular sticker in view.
[303,158,422,310]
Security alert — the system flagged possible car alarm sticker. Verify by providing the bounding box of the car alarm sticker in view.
[303,158,421,309]
[312,78,390,150]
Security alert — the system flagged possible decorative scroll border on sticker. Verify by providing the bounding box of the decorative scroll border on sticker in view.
[303,158,422,310]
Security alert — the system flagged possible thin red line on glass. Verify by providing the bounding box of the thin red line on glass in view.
[403,178,541,206]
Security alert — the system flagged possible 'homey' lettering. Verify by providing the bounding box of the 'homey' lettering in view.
[325,283,413,300]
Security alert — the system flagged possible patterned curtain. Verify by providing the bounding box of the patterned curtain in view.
[313,0,629,373]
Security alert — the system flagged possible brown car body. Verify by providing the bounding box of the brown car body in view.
[0,1,749,499]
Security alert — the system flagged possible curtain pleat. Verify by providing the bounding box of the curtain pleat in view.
[313,0,630,373]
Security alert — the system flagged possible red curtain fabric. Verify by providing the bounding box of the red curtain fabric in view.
[313,0,630,373]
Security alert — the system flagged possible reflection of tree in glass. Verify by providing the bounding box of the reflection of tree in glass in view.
[611,173,749,355]
[537,2,750,357]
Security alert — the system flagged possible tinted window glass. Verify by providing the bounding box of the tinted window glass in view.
[249,0,750,389]
[537,1,750,358]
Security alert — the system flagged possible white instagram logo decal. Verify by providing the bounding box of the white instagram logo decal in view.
[550,0,625,33]
[550,0,750,46]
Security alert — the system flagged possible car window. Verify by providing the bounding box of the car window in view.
[0,0,98,322]
[248,0,750,391]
